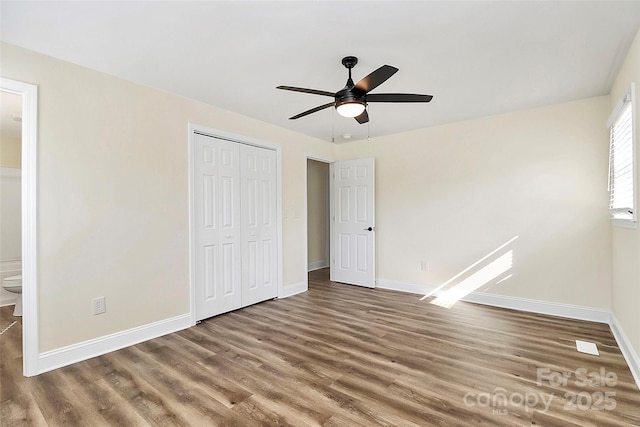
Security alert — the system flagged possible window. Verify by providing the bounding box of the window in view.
[608,83,636,227]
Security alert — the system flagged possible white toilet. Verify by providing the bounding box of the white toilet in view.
[2,275,22,316]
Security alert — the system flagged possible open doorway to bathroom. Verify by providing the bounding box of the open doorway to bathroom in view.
[0,91,23,369]
[307,159,330,273]
[1,78,38,377]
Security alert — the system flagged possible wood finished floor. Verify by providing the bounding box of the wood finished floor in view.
[2,268,639,426]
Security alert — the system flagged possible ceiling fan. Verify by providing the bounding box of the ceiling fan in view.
[277,56,433,124]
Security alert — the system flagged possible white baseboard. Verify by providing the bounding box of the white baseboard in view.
[377,277,638,390]
[377,278,609,323]
[280,281,307,298]
[461,291,611,324]
[308,260,328,272]
[37,313,192,375]
[37,281,308,374]
[610,313,640,391]
[377,278,436,296]
[31,278,639,392]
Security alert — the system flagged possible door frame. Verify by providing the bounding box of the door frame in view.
[188,124,282,326]
[304,153,335,284]
[1,77,39,377]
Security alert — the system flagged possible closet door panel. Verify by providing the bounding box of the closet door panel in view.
[241,145,278,306]
[194,134,242,320]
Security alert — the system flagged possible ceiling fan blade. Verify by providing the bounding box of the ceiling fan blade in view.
[354,65,398,93]
[289,102,335,120]
[354,109,369,124]
[367,93,433,103]
[277,86,335,97]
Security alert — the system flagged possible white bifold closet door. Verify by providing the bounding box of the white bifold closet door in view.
[194,135,242,319]
[240,144,278,306]
[193,133,277,321]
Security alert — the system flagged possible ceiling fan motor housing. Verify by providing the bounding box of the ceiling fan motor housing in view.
[335,87,367,109]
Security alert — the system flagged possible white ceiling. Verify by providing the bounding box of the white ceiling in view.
[2,1,640,143]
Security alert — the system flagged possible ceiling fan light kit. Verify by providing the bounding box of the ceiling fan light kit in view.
[277,56,433,126]
[336,100,366,118]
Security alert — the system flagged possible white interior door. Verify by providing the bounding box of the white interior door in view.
[194,133,242,320]
[241,144,278,305]
[330,158,375,287]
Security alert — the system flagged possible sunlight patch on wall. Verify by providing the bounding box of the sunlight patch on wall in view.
[431,250,513,308]
[422,235,518,309]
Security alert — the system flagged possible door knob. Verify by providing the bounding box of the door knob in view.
[225,234,231,238]
[363,227,373,231]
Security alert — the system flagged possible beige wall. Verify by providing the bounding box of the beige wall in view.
[2,40,630,360]
[0,136,22,259]
[0,136,21,168]
[2,43,336,351]
[307,159,329,268]
[0,167,21,260]
[338,96,612,309]
[610,29,640,359]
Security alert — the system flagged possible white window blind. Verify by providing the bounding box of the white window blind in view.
[608,85,635,222]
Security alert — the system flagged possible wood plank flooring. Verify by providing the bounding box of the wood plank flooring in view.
[2,268,639,426]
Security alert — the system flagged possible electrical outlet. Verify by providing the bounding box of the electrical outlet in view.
[92,296,106,315]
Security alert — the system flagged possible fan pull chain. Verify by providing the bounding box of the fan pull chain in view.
[367,106,370,141]
[331,108,335,143]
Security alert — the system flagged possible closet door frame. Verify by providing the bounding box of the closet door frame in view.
[188,124,282,326]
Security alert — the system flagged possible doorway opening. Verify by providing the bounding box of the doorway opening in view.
[307,158,330,273]
[0,91,23,372]
[0,78,38,377]
[306,156,376,289]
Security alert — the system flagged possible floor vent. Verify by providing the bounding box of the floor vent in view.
[576,339,599,356]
